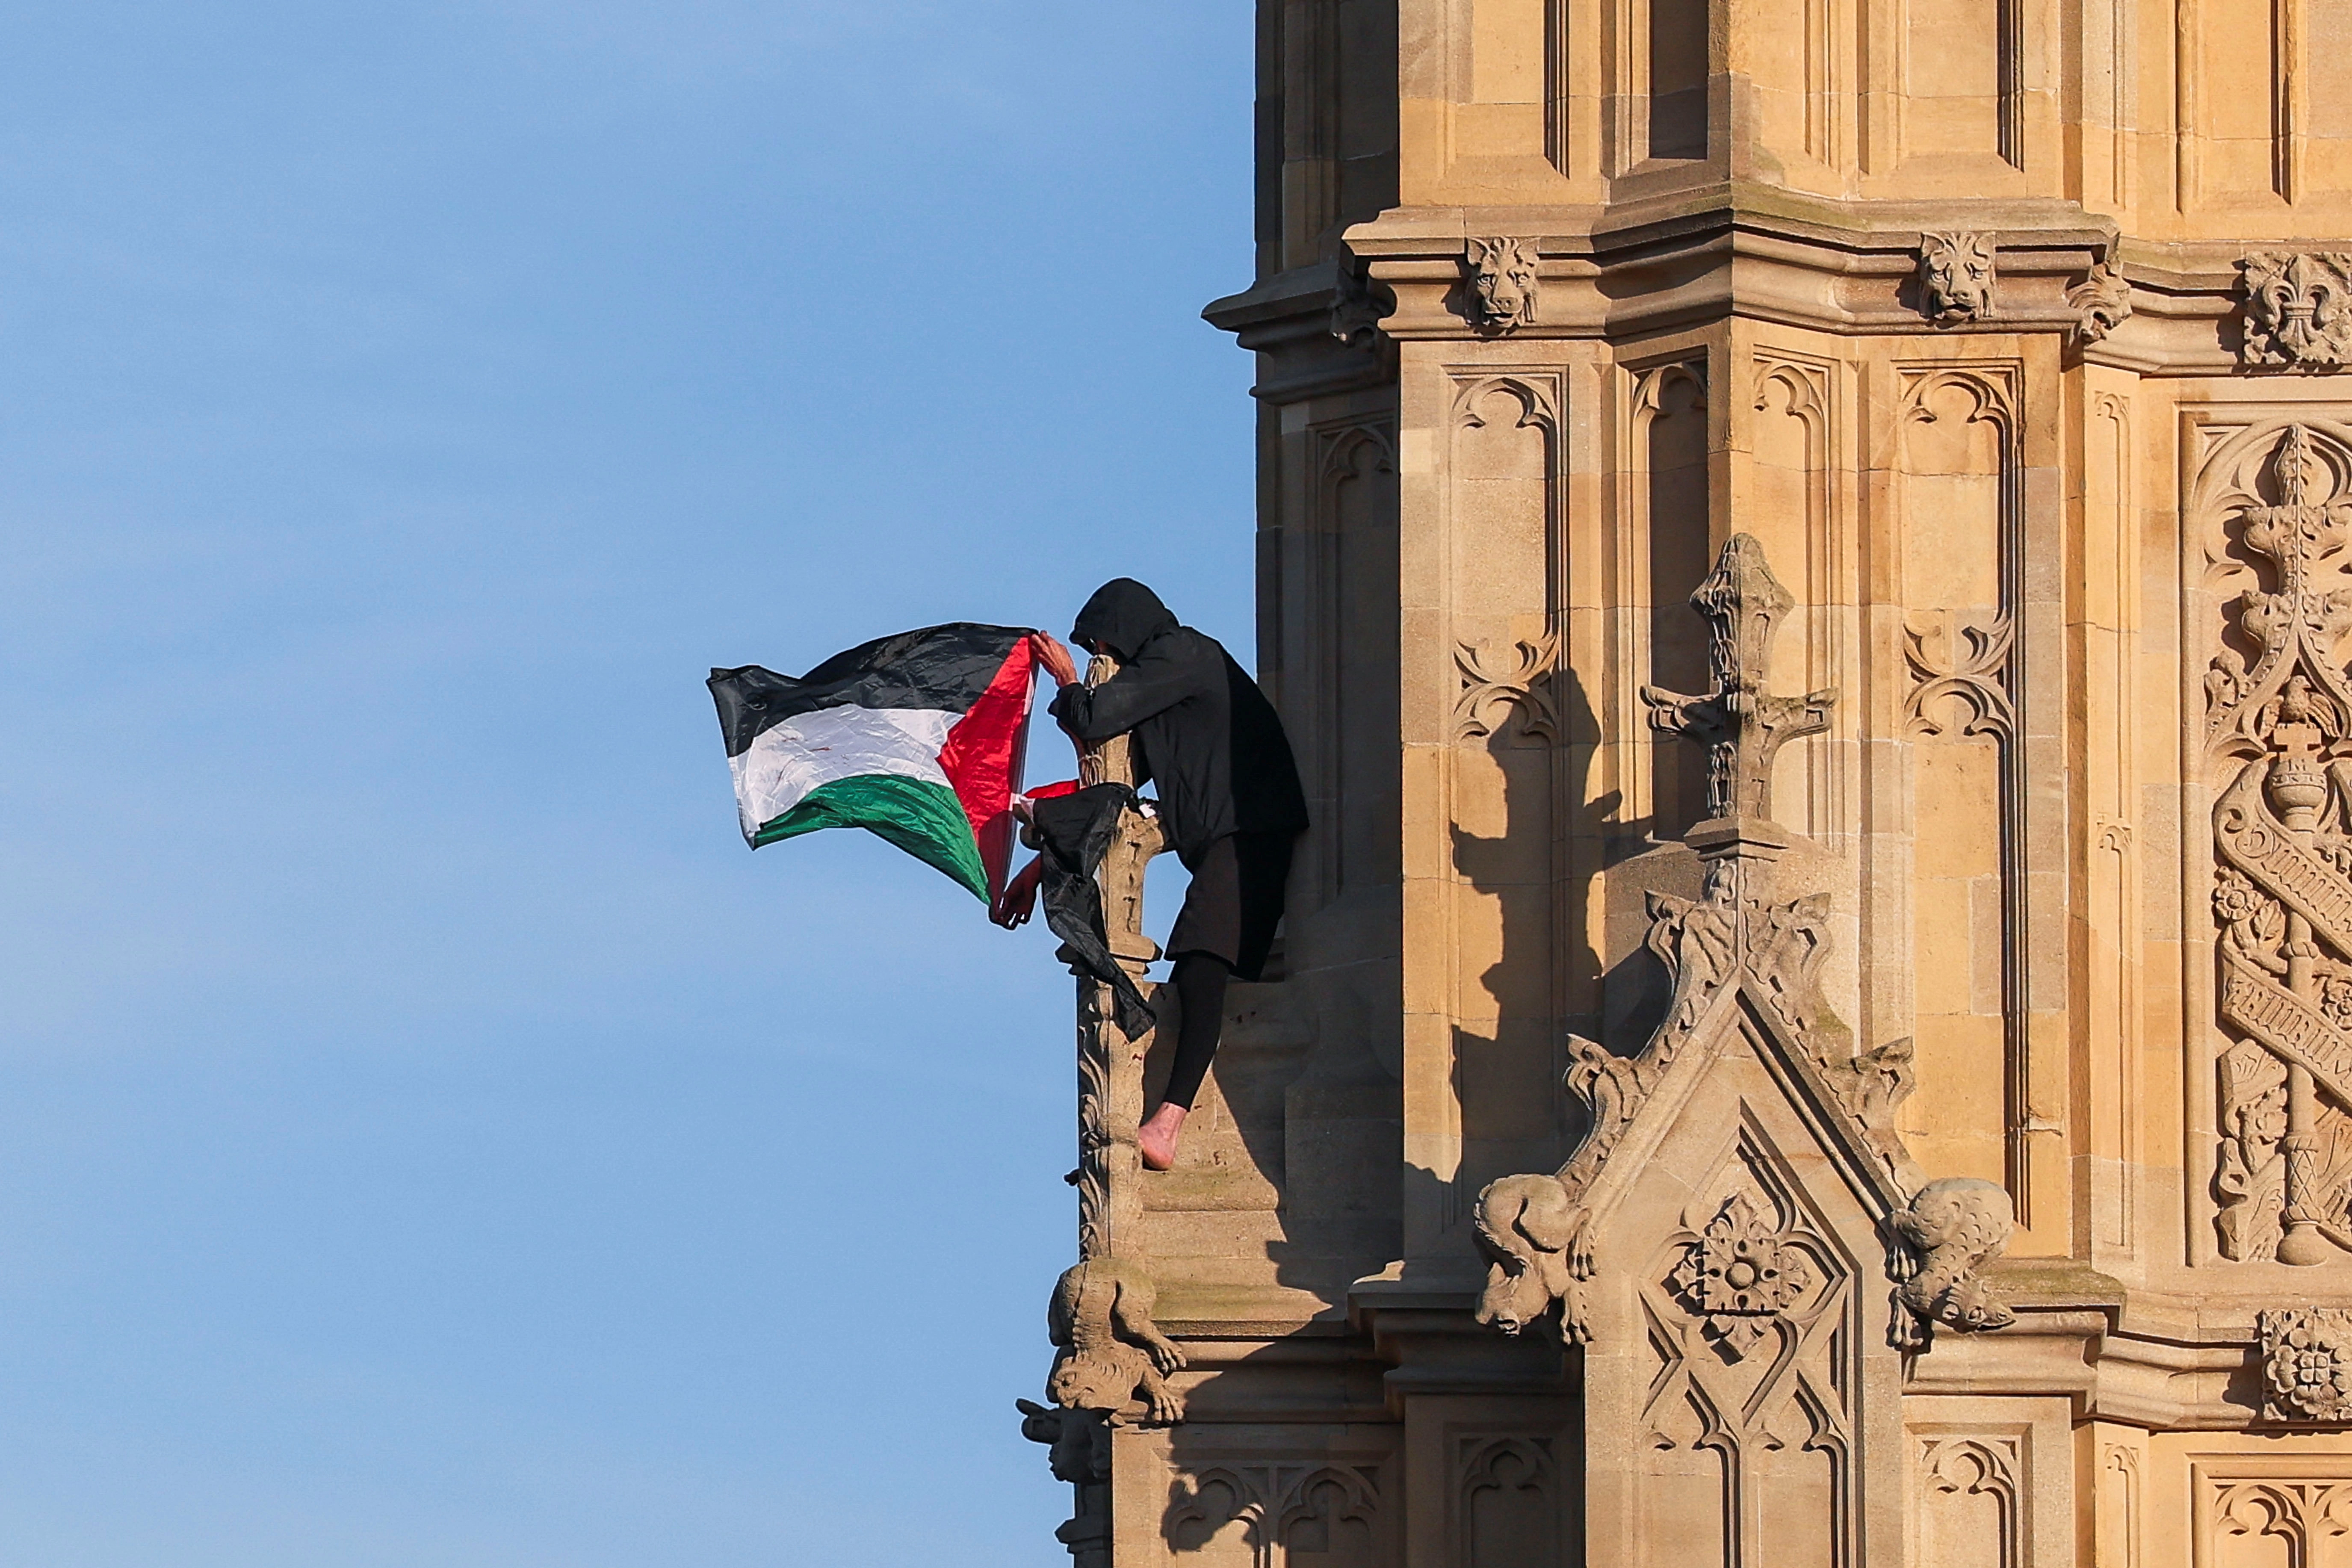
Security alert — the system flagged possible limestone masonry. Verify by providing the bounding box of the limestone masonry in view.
[1022,3,2352,1562]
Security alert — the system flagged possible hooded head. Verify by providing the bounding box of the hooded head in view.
[1070,578,1179,662]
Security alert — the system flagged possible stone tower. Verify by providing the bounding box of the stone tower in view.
[1023,3,2352,1564]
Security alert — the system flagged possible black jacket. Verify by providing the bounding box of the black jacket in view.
[1047,579,1307,868]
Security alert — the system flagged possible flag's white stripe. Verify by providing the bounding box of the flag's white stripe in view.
[729,705,960,838]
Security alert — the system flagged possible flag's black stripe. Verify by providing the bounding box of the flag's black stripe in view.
[708,622,1028,759]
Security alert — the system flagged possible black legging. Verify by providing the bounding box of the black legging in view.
[1162,951,1231,1110]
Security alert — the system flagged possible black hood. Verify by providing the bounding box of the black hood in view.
[1070,578,1179,662]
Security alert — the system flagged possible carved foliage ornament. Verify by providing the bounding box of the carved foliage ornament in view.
[1466,236,1539,333]
[1919,232,1996,325]
[2260,1308,2352,1422]
[2240,253,2352,371]
[1456,632,1560,744]
[2205,426,2352,1264]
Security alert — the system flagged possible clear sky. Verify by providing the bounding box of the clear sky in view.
[0,4,1256,1562]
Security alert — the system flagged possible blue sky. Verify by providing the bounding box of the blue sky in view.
[0,4,1257,1562]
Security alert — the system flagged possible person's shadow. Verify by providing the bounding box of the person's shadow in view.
[1442,664,1644,1231]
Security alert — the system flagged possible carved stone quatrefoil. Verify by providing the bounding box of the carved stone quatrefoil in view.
[1668,1193,1814,1357]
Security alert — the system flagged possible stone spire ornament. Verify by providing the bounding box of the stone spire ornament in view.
[1640,532,1835,845]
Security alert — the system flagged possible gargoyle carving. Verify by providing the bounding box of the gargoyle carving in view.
[1919,231,1996,325]
[1046,1258,1186,1425]
[2068,260,2133,346]
[1474,1172,1593,1341]
[1885,1176,2016,1350]
[1329,255,1394,348]
[1466,236,1539,333]
[1019,1397,1111,1485]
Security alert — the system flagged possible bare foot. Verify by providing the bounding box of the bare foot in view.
[1138,1102,1188,1170]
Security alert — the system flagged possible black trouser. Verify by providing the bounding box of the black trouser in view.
[1160,833,1292,1110]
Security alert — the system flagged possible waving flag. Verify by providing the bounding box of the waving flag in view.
[709,623,1037,901]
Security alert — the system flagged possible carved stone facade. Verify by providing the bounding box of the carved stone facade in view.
[1017,2,2352,1562]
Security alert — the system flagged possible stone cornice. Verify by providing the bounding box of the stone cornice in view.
[1206,189,2352,386]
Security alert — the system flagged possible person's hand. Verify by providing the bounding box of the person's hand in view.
[1032,630,1078,688]
[990,854,1044,929]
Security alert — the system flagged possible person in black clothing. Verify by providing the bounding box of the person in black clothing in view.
[1031,579,1307,1170]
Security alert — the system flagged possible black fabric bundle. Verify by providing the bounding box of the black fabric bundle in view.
[1028,783,1156,1039]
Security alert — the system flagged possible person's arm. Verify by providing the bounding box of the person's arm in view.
[1047,641,1204,743]
[990,853,1044,929]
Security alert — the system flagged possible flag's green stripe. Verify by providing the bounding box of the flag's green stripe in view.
[751,773,987,900]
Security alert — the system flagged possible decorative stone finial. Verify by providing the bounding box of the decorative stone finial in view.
[1641,533,1835,832]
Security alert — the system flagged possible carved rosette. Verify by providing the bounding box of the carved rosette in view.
[2240,253,2352,370]
[2204,426,2352,1265]
[1638,1145,1862,1564]
[1667,1192,1814,1356]
[2260,1308,2352,1422]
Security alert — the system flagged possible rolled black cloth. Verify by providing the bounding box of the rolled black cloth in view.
[1029,783,1156,1039]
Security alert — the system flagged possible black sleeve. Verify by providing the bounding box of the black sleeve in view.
[1047,644,1210,744]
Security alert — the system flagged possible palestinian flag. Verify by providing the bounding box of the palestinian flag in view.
[708,623,1038,901]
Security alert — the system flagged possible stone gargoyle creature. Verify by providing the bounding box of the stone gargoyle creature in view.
[1885,1175,2017,1350]
[1474,1172,1593,1343]
[1046,1258,1187,1425]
